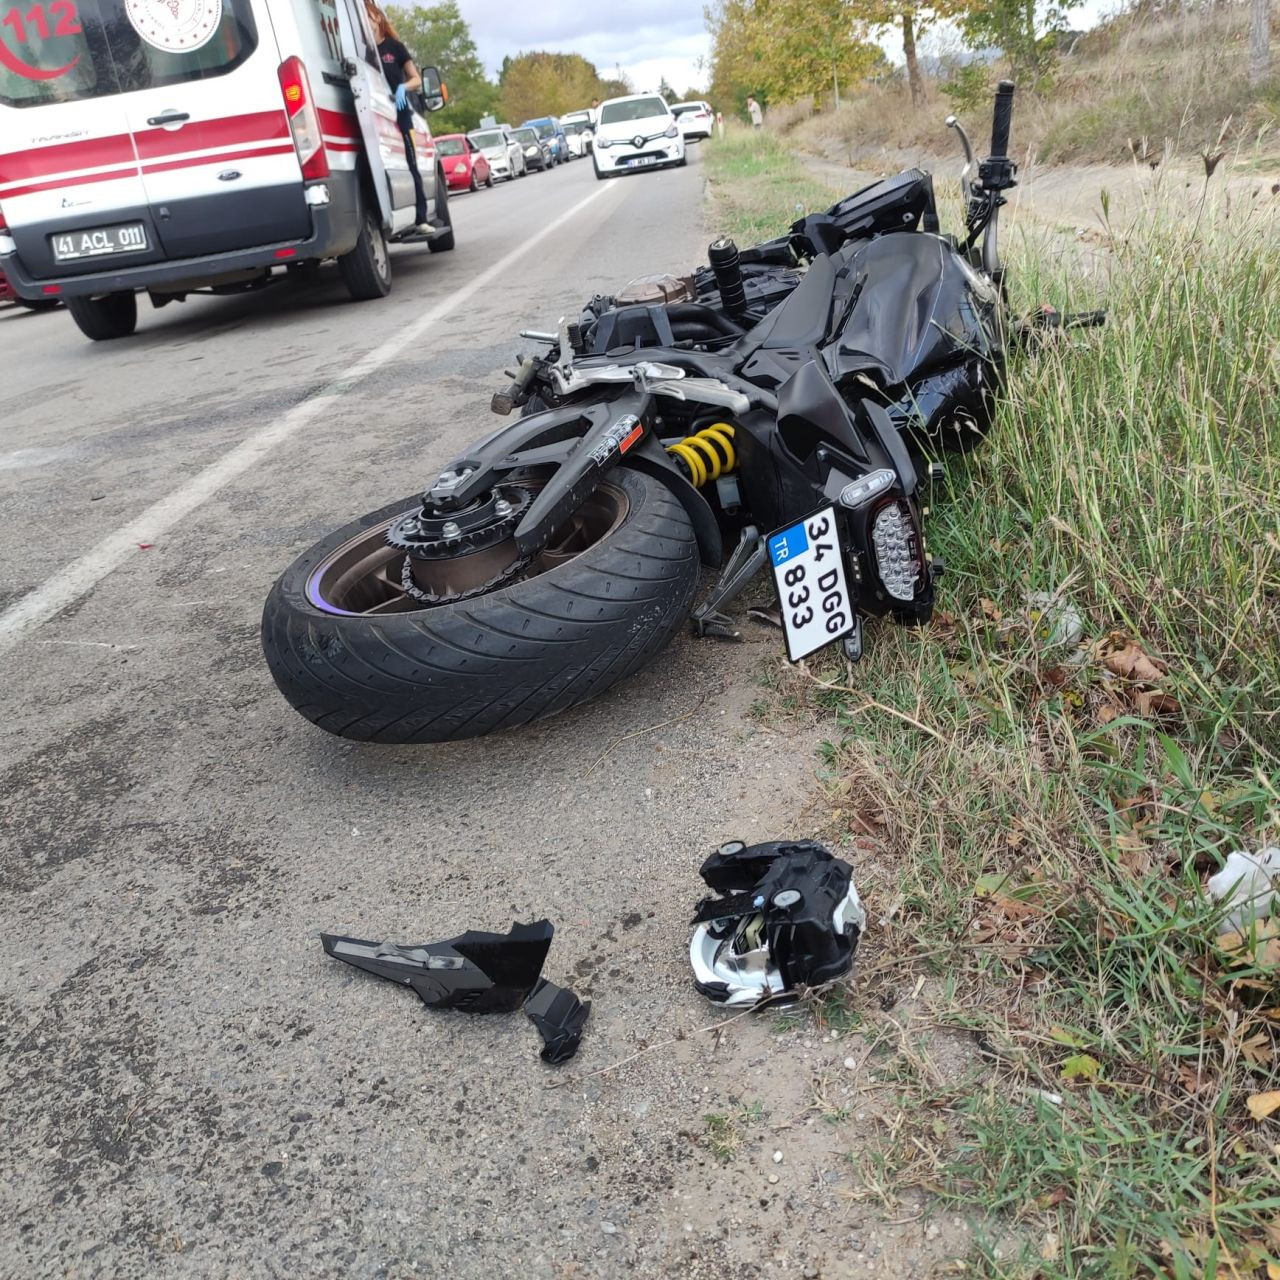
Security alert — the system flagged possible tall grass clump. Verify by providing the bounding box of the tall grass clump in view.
[958,193,1279,759]
[706,136,1280,1276]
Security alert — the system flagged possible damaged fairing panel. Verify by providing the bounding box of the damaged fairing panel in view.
[690,840,866,1006]
[321,919,590,1063]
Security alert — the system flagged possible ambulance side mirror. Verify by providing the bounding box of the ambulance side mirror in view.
[420,65,447,113]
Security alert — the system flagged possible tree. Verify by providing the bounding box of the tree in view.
[387,2,498,132]
[754,0,885,106]
[706,0,758,117]
[844,0,975,108]
[1249,0,1271,88]
[706,0,883,114]
[658,76,676,101]
[960,0,1084,84]
[498,52,613,122]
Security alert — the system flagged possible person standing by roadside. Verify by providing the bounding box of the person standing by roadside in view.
[746,95,763,129]
[364,0,430,233]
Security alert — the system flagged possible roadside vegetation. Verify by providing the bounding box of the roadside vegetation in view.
[792,6,1280,167]
[706,130,1280,1278]
[710,1,1278,169]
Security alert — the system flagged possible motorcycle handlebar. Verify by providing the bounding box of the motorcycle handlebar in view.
[990,80,1015,159]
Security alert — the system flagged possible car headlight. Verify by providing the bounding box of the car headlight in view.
[524,146,538,156]
[664,124,678,138]
[596,137,613,148]
[452,162,466,172]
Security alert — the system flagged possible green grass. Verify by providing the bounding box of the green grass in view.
[705,132,1280,1278]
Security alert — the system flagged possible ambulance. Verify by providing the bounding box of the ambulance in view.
[0,0,451,339]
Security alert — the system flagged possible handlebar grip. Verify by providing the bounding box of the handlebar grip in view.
[990,80,1015,158]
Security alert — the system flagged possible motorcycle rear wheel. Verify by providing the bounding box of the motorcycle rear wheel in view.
[261,468,699,743]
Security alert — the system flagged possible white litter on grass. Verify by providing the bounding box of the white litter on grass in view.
[1207,847,1280,932]
[1025,590,1084,647]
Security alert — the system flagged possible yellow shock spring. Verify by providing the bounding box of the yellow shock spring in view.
[666,423,736,488]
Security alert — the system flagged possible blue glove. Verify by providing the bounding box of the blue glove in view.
[394,83,408,111]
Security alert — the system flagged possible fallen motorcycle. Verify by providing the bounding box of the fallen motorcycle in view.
[263,83,1060,744]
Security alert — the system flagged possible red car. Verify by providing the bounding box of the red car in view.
[0,266,57,310]
[436,135,493,192]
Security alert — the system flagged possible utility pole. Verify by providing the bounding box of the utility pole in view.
[833,62,841,108]
[1249,0,1271,87]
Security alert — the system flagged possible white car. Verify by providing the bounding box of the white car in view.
[672,101,714,141]
[467,126,527,181]
[561,110,595,156]
[593,94,685,179]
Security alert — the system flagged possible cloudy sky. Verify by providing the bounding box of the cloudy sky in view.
[459,0,712,98]
[457,0,1124,101]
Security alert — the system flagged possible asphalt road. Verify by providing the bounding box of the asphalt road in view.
[0,149,970,1278]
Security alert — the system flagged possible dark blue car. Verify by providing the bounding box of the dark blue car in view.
[520,116,570,165]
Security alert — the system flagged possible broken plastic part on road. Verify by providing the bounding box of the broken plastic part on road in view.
[689,840,866,1006]
[320,920,589,1062]
[523,978,592,1064]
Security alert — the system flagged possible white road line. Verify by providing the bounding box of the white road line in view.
[0,182,618,653]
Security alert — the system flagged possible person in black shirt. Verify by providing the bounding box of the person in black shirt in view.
[363,1,429,231]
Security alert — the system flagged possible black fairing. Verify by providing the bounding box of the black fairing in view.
[827,233,1000,387]
[791,169,937,253]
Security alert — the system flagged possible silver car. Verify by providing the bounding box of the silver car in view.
[467,126,527,182]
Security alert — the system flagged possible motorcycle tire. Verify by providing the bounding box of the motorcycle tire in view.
[261,467,700,744]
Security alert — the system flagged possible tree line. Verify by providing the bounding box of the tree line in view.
[708,0,1273,118]
[706,0,1096,117]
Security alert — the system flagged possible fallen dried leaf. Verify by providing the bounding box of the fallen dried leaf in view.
[1097,632,1167,683]
[1061,1052,1102,1081]
[1176,1061,1216,1097]
[1242,1033,1274,1068]
[1248,1091,1280,1121]
[1135,689,1181,718]
[979,597,1002,622]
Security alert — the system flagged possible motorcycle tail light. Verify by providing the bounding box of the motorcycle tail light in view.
[870,501,922,602]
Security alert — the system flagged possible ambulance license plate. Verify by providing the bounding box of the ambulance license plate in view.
[767,506,855,662]
[51,223,149,262]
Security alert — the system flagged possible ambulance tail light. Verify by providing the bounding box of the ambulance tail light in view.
[278,56,329,180]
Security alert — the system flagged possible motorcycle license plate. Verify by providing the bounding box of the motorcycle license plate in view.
[768,507,855,662]
[51,223,149,261]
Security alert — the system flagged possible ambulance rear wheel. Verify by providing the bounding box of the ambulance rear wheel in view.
[66,291,138,341]
[339,203,392,301]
